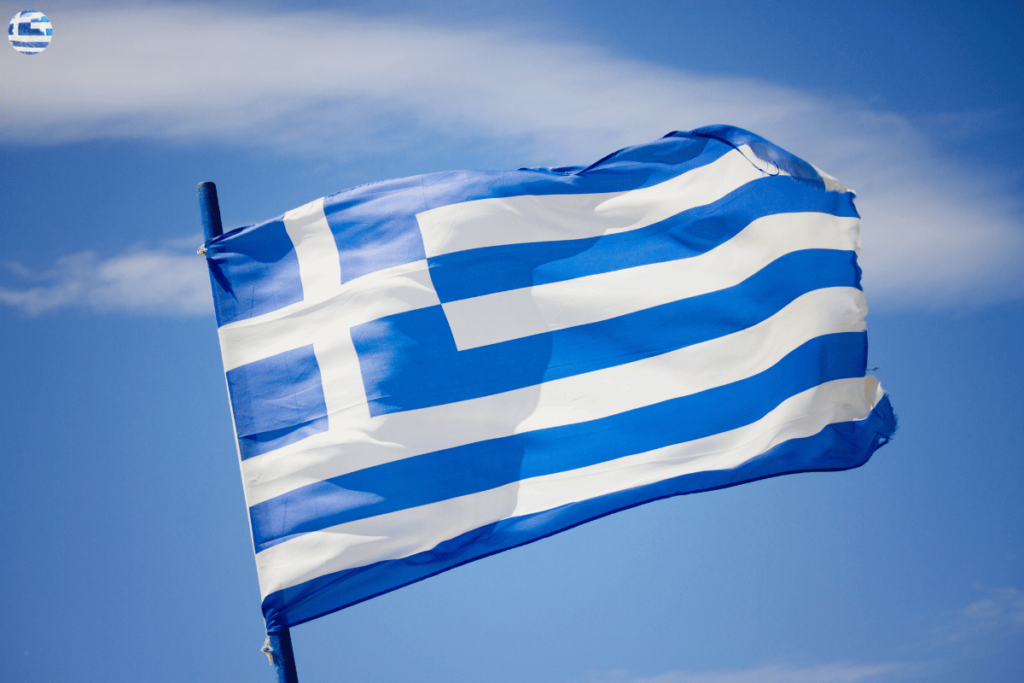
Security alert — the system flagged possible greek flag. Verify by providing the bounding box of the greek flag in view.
[8,11,52,54]
[204,126,896,633]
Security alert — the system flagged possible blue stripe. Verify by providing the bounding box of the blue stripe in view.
[322,133,734,285]
[15,22,49,36]
[352,249,861,416]
[429,176,857,303]
[689,125,826,190]
[251,331,867,552]
[205,217,303,326]
[11,40,49,47]
[260,394,896,632]
[226,345,328,461]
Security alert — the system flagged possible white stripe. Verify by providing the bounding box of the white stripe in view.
[312,327,367,427]
[283,197,342,304]
[415,147,771,258]
[241,286,867,506]
[444,212,860,350]
[812,164,851,194]
[255,376,884,597]
[217,259,439,372]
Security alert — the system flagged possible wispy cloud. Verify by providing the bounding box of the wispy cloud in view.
[1,2,1022,312]
[577,588,1024,683]
[934,587,1024,644]
[582,662,910,683]
[0,244,210,316]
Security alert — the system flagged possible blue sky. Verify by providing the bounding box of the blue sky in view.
[1,1,1022,681]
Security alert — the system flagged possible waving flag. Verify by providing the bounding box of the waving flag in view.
[203,126,896,633]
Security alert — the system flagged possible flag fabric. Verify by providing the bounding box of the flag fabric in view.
[203,125,896,633]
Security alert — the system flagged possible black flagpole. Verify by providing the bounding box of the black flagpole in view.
[197,181,300,683]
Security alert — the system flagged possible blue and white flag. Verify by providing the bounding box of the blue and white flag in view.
[203,126,896,633]
[8,10,52,55]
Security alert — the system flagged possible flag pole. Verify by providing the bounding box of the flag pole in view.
[197,181,301,683]
[197,182,224,243]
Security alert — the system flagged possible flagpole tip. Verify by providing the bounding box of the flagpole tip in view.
[197,181,224,241]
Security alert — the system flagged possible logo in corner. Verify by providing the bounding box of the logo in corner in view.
[8,10,52,55]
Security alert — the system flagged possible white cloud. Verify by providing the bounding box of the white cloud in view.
[935,587,1024,644]
[1,2,1021,312]
[583,662,908,683]
[0,245,211,316]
